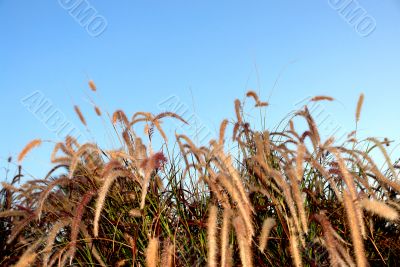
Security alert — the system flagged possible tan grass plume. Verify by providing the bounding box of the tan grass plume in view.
[145,237,159,267]
[74,105,87,126]
[161,239,174,267]
[356,93,364,123]
[18,139,42,162]
[311,96,334,102]
[14,251,37,267]
[234,99,242,123]
[288,218,302,267]
[14,239,42,267]
[88,80,97,91]
[233,216,253,267]
[94,170,131,236]
[129,209,142,218]
[246,91,268,107]
[94,106,102,116]
[207,205,218,267]
[219,119,229,145]
[259,218,276,252]
[42,219,71,266]
[343,191,367,267]
[221,208,232,267]
[360,198,399,221]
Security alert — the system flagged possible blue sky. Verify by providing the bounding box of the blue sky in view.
[1,1,400,180]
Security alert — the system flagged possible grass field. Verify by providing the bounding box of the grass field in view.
[1,85,399,266]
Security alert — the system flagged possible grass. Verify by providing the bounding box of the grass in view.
[1,86,399,266]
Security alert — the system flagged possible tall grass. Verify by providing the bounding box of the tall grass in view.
[1,88,399,266]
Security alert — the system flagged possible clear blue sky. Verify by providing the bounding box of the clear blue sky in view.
[1,1,400,180]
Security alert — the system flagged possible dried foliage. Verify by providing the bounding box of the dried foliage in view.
[1,90,400,266]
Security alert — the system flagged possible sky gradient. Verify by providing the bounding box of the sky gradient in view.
[1,1,400,180]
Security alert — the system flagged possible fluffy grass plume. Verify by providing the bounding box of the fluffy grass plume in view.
[221,208,232,267]
[18,139,42,162]
[207,205,218,267]
[94,170,130,236]
[88,80,97,91]
[310,95,334,101]
[74,105,87,126]
[145,237,159,267]
[259,218,276,252]
[360,198,399,221]
[246,90,268,107]
[356,93,364,122]
[13,239,42,267]
[344,191,367,267]
[161,240,174,267]
[233,216,253,267]
[94,105,102,116]
[14,252,37,267]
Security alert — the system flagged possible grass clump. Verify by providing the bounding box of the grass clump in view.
[1,88,400,266]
